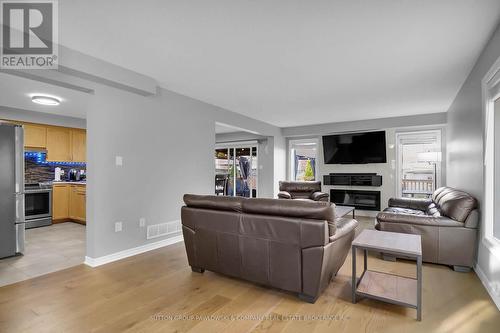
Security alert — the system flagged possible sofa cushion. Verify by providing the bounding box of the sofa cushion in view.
[242,198,335,222]
[432,187,478,222]
[383,207,426,216]
[388,197,432,211]
[184,194,244,212]
[279,181,321,193]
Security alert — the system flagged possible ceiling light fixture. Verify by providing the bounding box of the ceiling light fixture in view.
[31,95,61,106]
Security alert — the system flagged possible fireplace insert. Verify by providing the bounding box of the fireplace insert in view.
[330,189,381,211]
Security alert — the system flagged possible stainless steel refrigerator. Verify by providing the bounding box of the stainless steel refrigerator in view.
[0,122,25,259]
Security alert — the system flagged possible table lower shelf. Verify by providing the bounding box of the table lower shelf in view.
[356,270,417,308]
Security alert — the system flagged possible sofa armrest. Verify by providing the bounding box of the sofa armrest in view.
[388,197,432,211]
[311,191,329,202]
[329,217,358,242]
[376,212,463,227]
[278,191,292,199]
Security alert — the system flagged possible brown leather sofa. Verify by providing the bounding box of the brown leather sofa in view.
[181,194,358,303]
[278,181,329,202]
[375,187,478,271]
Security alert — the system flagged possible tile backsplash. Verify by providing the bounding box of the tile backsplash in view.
[25,152,86,184]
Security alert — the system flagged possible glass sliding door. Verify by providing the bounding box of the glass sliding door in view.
[215,143,257,198]
[215,148,230,196]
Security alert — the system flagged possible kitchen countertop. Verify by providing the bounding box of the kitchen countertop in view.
[52,181,86,185]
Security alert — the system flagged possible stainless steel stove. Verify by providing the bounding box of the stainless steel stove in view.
[25,183,52,229]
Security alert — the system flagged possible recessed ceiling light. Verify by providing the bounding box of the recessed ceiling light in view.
[31,95,61,106]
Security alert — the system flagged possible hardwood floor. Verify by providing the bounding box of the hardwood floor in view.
[0,222,85,287]
[0,218,498,333]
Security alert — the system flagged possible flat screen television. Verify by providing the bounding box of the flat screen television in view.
[322,131,387,164]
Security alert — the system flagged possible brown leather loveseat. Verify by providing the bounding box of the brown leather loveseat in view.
[278,181,329,202]
[181,194,358,303]
[376,187,478,271]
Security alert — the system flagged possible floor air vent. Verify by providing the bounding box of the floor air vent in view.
[147,221,181,240]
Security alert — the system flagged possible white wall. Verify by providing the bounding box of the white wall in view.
[446,23,500,308]
[86,86,284,258]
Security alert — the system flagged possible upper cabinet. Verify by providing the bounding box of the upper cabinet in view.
[46,127,72,162]
[13,120,86,162]
[71,129,86,162]
[24,124,47,148]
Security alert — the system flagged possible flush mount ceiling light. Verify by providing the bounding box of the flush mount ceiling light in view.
[31,95,61,106]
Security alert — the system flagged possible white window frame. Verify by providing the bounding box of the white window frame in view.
[288,138,319,181]
[394,129,443,198]
[482,55,500,257]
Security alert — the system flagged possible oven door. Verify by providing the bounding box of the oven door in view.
[25,190,52,220]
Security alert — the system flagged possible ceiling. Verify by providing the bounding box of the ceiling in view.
[56,0,500,127]
[215,123,240,134]
[0,73,90,118]
[2,1,499,128]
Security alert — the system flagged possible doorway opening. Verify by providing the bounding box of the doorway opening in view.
[395,130,443,198]
[0,120,87,287]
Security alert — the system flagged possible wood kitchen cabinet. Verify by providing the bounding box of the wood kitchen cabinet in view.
[69,185,86,224]
[2,119,87,162]
[24,124,47,148]
[46,127,72,162]
[52,184,86,224]
[52,184,70,221]
[71,129,86,162]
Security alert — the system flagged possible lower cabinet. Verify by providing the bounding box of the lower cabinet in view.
[52,184,86,224]
[69,185,86,223]
[53,184,70,220]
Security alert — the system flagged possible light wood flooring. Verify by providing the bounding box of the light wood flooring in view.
[0,222,85,287]
[0,217,498,333]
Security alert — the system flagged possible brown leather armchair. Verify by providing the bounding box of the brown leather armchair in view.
[375,187,478,271]
[181,194,358,303]
[278,181,329,202]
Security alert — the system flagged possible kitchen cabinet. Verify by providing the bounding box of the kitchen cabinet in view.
[46,127,72,162]
[24,124,47,148]
[52,184,70,221]
[71,129,86,162]
[69,185,86,224]
[5,120,86,162]
[52,183,86,224]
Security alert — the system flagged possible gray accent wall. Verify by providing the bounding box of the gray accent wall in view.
[446,23,500,307]
[86,86,284,258]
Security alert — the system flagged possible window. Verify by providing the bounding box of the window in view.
[289,139,318,181]
[483,56,500,248]
[395,130,443,198]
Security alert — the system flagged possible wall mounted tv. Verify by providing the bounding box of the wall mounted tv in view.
[322,131,387,164]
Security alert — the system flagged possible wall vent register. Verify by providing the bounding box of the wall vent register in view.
[147,221,181,240]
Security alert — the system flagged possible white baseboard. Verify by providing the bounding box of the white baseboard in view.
[474,263,500,311]
[84,234,183,268]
